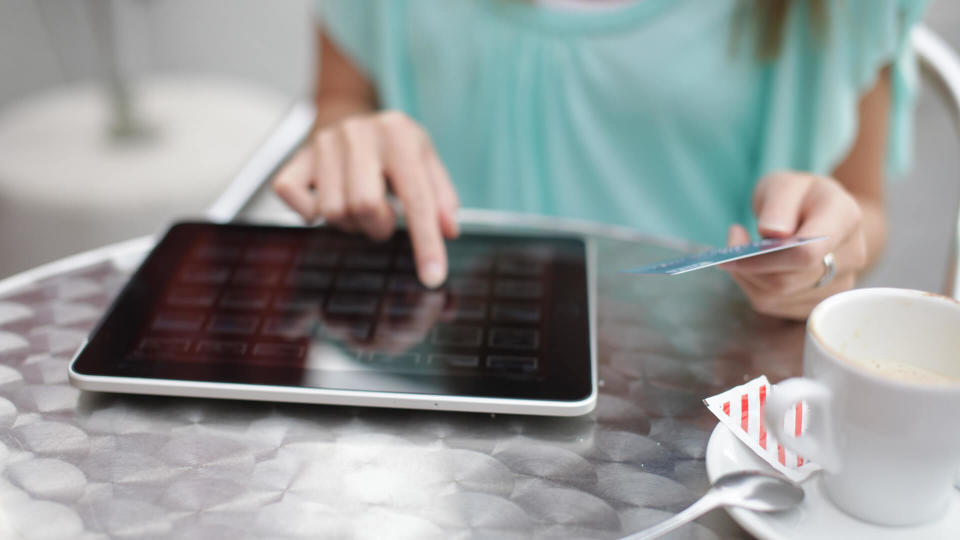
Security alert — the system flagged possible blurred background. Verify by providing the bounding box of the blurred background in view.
[0,0,312,278]
[0,0,958,297]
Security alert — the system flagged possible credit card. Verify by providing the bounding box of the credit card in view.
[622,236,827,275]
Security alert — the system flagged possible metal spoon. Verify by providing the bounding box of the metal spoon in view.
[619,471,804,540]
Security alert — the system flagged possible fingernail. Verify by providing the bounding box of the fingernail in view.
[759,220,792,234]
[421,260,446,288]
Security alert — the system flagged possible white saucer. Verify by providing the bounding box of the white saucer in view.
[704,423,960,540]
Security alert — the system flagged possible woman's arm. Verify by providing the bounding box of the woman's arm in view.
[724,68,891,319]
[832,66,891,267]
[311,27,378,128]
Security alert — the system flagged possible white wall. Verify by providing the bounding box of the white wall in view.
[0,0,312,106]
[0,0,314,278]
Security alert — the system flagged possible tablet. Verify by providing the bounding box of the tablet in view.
[69,222,597,416]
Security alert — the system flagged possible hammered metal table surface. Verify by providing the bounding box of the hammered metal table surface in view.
[0,233,805,540]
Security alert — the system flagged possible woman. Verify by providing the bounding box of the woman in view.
[273,0,928,319]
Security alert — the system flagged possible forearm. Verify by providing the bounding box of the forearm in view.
[833,66,891,274]
[310,25,378,132]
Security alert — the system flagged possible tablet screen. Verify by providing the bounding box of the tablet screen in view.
[72,222,593,403]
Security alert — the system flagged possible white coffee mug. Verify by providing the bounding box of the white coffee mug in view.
[764,288,960,526]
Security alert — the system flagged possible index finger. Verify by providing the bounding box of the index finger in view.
[384,153,447,288]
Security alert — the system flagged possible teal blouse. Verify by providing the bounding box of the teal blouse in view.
[315,0,928,246]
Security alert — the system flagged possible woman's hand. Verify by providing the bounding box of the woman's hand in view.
[723,171,869,320]
[272,111,460,288]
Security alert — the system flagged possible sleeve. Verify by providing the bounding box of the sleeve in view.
[756,0,931,180]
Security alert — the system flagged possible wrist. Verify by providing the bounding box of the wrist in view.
[313,95,376,132]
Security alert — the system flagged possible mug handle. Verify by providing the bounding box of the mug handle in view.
[763,377,841,473]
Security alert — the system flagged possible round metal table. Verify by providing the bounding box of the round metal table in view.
[0,216,805,539]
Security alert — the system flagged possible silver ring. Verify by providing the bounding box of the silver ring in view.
[815,252,836,288]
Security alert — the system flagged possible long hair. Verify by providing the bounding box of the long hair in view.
[512,0,825,59]
[755,0,826,58]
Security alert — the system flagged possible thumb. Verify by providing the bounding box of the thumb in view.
[754,174,812,238]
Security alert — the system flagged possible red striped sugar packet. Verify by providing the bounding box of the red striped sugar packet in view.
[703,375,821,482]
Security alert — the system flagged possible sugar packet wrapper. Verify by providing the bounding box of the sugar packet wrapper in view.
[703,376,821,482]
